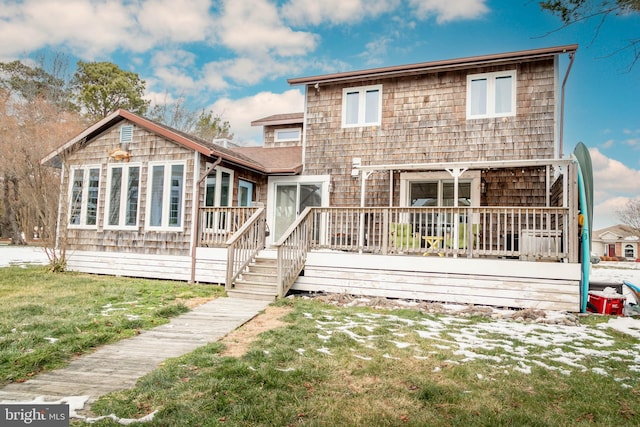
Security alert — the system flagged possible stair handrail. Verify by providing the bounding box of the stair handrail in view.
[272,206,313,298]
[225,207,266,291]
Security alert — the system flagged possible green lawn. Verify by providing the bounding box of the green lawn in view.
[0,266,224,384]
[2,267,638,426]
[83,298,640,427]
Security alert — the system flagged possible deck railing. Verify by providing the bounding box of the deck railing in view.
[273,207,314,298]
[225,208,267,290]
[307,206,571,261]
[199,207,259,247]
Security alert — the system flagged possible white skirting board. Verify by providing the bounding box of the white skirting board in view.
[292,252,582,312]
[66,248,227,284]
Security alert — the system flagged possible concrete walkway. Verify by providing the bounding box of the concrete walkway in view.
[0,297,270,404]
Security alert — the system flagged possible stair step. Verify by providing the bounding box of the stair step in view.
[247,264,277,274]
[227,289,276,301]
[240,272,277,283]
[233,280,277,292]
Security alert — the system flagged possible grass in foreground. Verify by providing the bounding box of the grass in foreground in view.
[0,266,224,384]
[85,298,640,427]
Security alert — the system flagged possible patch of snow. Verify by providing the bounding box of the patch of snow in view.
[600,317,640,339]
[317,347,333,355]
[0,246,50,268]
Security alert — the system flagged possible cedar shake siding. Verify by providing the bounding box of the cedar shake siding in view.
[302,59,557,208]
[60,120,196,255]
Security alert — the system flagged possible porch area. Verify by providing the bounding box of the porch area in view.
[197,202,581,311]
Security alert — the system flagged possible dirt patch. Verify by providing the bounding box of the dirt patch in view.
[219,305,292,357]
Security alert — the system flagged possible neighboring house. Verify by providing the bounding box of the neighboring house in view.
[592,225,639,260]
[43,44,586,311]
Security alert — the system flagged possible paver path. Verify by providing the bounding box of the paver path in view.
[0,297,270,404]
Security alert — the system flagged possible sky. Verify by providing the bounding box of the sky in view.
[1,0,638,230]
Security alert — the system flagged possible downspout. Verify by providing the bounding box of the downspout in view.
[559,51,575,159]
[190,157,223,283]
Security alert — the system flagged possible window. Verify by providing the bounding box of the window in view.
[410,181,472,207]
[146,162,185,230]
[467,70,516,119]
[342,85,382,127]
[69,166,100,228]
[105,164,140,229]
[275,128,301,142]
[625,244,635,259]
[204,167,234,231]
[238,180,253,207]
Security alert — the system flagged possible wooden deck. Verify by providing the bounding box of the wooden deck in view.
[0,298,270,405]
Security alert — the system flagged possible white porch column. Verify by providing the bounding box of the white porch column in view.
[445,167,468,258]
[359,170,373,254]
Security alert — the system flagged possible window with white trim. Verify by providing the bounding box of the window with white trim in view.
[275,128,301,142]
[342,85,382,127]
[625,244,635,259]
[466,70,516,119]
[69,166,100,228]
[105,164,140,229]
[146,162,185,230]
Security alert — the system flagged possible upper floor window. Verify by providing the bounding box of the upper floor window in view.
[146,162,185,230]
[275,128,301,142]
[467,71,516,119]
[105,163,140,229]
[342,85,382,127]
[69,166,100,228]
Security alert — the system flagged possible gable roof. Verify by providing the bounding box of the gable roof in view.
[41,109,301,175]
[288,44,578,86]
[251,113,304,127]
[593,224,639,241]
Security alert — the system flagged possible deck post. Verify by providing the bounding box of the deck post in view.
[358,170,372,254]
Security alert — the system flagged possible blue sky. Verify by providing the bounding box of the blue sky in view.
[1,0,638,230]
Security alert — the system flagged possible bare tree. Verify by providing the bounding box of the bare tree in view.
[540,0,640,69]
[0,56,85,255]
[617,198,640,236]
[148,95,233,141]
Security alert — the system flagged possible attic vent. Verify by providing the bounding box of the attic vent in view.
[120,125,133,144]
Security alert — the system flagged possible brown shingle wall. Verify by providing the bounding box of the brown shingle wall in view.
[303,59,556,207]
[61,120,195,255]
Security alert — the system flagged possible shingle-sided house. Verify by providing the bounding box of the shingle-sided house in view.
[43,44,586,311]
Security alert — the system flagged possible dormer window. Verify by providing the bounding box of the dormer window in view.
[466,71,516,119]
[342,85,382,127]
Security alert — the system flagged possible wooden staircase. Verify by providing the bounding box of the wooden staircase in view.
[227,250,279,301]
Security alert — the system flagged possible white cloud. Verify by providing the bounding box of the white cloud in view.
[281,0,399,26]
[208,90,304,145]
[0,0,215,59]
[216,0,317,56]
[600,139,614,149]
[408,0,489,23]
[137,0,214,44]
[590,148,640,229]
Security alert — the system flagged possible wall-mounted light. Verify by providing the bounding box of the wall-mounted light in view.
[351,157,361,178]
